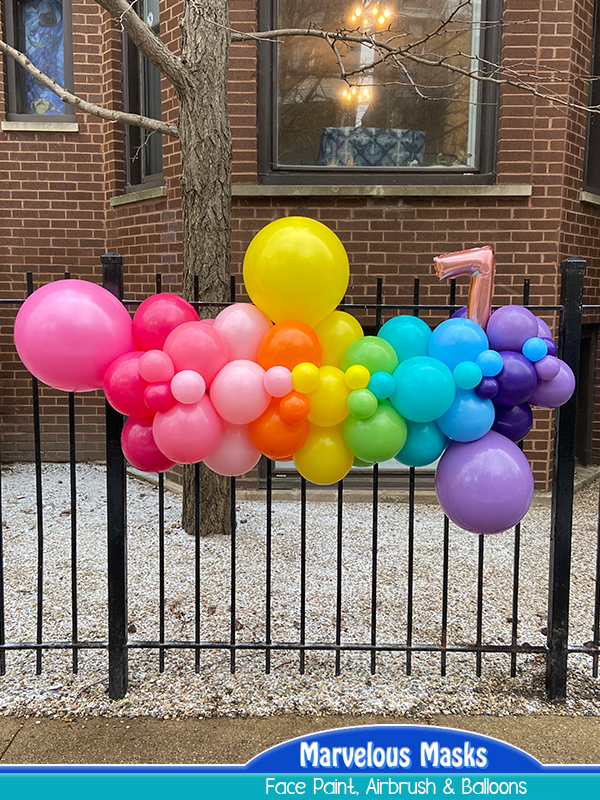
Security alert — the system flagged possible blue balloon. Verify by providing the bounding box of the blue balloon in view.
[428,318,489,371]
[390,356,455,423]
[368,371,396,399]
[522,337,549,362]
[436,389,495,442]
[476,349,504,377]
[378,315,432,363]
[395,420,449,467]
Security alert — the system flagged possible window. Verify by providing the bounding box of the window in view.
[258,0,501,184]
[122,0,163,190]
[4,0,74,121]
[584,0,600,193]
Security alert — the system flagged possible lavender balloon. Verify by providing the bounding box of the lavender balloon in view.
[529,360,575,408]
[535,355,561,381]
[492,403,533,442]
[435,431,534,534]
[486,306,539,352]
[494,351,538,406]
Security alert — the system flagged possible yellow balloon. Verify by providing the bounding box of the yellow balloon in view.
[243,217,350,328]
[307,366,350,427]
[344,364,371,390]
[314,311,364,368]
[292,362,320,393]
[293,424,354,485]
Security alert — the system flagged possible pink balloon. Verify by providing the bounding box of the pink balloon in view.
[121,417,176,473]
[213,303,272,361]
[170,370,206,404]
[143,382,176,413]
[133,293,198,351]
[152,395,223,464]
[210,360,270,424]
[203,423,261,476]
[14,280,135,392]
[163,322,229,388]
[139,350,175,383]
[263,366,293,398]
[103,352,152,418]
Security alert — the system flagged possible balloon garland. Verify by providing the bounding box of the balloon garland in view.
[13,217,575,535]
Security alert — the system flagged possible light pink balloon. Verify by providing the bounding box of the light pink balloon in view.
[103,351,152,418]
[152,396,223,464]
[121,417,176,473]
[263,365,293,398]
[133,293,198,351]
[163,321,229,387]
[139,349,175,383]
[210,360,270,425]
[213,303,273,361]
[203,423,261,476]
[170,370,206,404]
[14,279,135,392]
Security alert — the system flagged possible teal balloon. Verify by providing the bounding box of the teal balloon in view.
[395,420,449,467]
[453,361,483,390]
[368,371,395,399]
[347,388,378,419]
[378,315,432,363]
[428,318,489,371]
[343,400,407,464]
[390,356,455,423]
[341,336,398,375]
[436,388,495,442]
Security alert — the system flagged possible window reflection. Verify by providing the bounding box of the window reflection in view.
[18,0,65,115]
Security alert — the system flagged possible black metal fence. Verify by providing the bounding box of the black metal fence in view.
[1,255,598,704]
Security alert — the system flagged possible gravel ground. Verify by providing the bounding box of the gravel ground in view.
[0,462,599,720]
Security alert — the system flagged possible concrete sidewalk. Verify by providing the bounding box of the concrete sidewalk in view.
[0,714,599,765]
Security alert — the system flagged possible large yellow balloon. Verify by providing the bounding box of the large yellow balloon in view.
[307,366,350,427]
[293,423,354,485]
[243,217,350,328]
[314,311,364,368]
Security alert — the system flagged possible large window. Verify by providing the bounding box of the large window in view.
[258,0,501,184]
[584,0,600,194]
[4,0,74,121]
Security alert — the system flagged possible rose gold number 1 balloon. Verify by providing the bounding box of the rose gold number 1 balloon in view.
[434,245,496,331]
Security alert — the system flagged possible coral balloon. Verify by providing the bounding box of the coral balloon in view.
[210,360,271,424]
[213,303,272,361]
[103,352,152,418]
[307,366,350,427]
[293,424,354,485]
[249,399,309,459]
[153,396,223,464]
[170,370,206,405]
[203,423,261,477]
[14,279,135,392]
[243,216,349,327]
[257,320,322,372]
[163,321,229,387]
[139,350,175,383]
[314,311,364,368]
[143,382,176,413]
[279,391,311,425]
[133,293,198,351]
[121,417,176,473]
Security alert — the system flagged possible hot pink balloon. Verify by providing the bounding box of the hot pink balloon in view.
[170,370,206,404]
[210,360,270,425]
[263,366,293,398]
[133,293,198,351]
[213,303,273,361]
[14,280,135,392]
[163,321,229,388]
[121,417,176,473]
[139,350,175,383]
[153,395,223,464]
[103,351,152,418]
[203,423,261,476]
[143,382,176,414]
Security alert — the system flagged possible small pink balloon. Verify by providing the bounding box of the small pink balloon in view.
[163,321,229,388]
[153,396,223,464]
[139,350,175,383]
[170,370,206,404]
[263,366,293,397]
[203,423,261,476]
[210,360,271,425]
[143,382,176,414]
[213,303,273,361]
[534,355,561,382]
[200,318,215,327]
[133,294,198,351]
[103,352,152,418]
[121,417,176,473]
[14,279,135,392]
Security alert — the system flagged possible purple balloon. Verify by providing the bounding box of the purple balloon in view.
[535,355,561,381]
[435,431,534,534]
[492,403,533,442]
[475,377,499,400]
[451,306,467,319]
[486,306,539,352]
[529,360,575,408]
[542,337,558,357]
[494,351,538,406]
[537,318,553,339]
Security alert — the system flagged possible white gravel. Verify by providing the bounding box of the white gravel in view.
[0,462,599,720]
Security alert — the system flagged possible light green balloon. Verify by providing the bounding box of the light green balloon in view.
[347,388,378,420]
[341,336,398,375]
[343,400,407,464]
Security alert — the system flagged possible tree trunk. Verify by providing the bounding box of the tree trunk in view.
[178,0,232,536]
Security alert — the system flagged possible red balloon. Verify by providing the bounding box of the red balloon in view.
[133,294,198,351]
[163,322,229,388]
[143,382,176,413]
[257,320,322,371]
[249,399,309,459]
[121,417,176,473]
[103,352,152,418]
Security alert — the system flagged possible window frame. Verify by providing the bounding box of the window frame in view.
[3,0,75,122]
[584,0,600,194]
[257,0,502,185]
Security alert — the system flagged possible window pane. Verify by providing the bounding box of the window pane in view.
[277,0,481,169]
[17,0,65,115]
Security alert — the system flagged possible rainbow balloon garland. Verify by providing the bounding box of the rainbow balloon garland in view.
[14,217,575,535]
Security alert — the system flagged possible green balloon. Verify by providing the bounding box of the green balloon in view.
[394,420,449,467]
[343,400,407,464]
[341,336,398,375]
[347,388,378,419]
[353,456,374,468]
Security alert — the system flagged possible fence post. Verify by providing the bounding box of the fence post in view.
[546,256,586,701]
[102,252,128,699]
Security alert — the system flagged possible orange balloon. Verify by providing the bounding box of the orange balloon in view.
[257,321,322,372]
[279,391,311,425]
[248,399,310,459]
